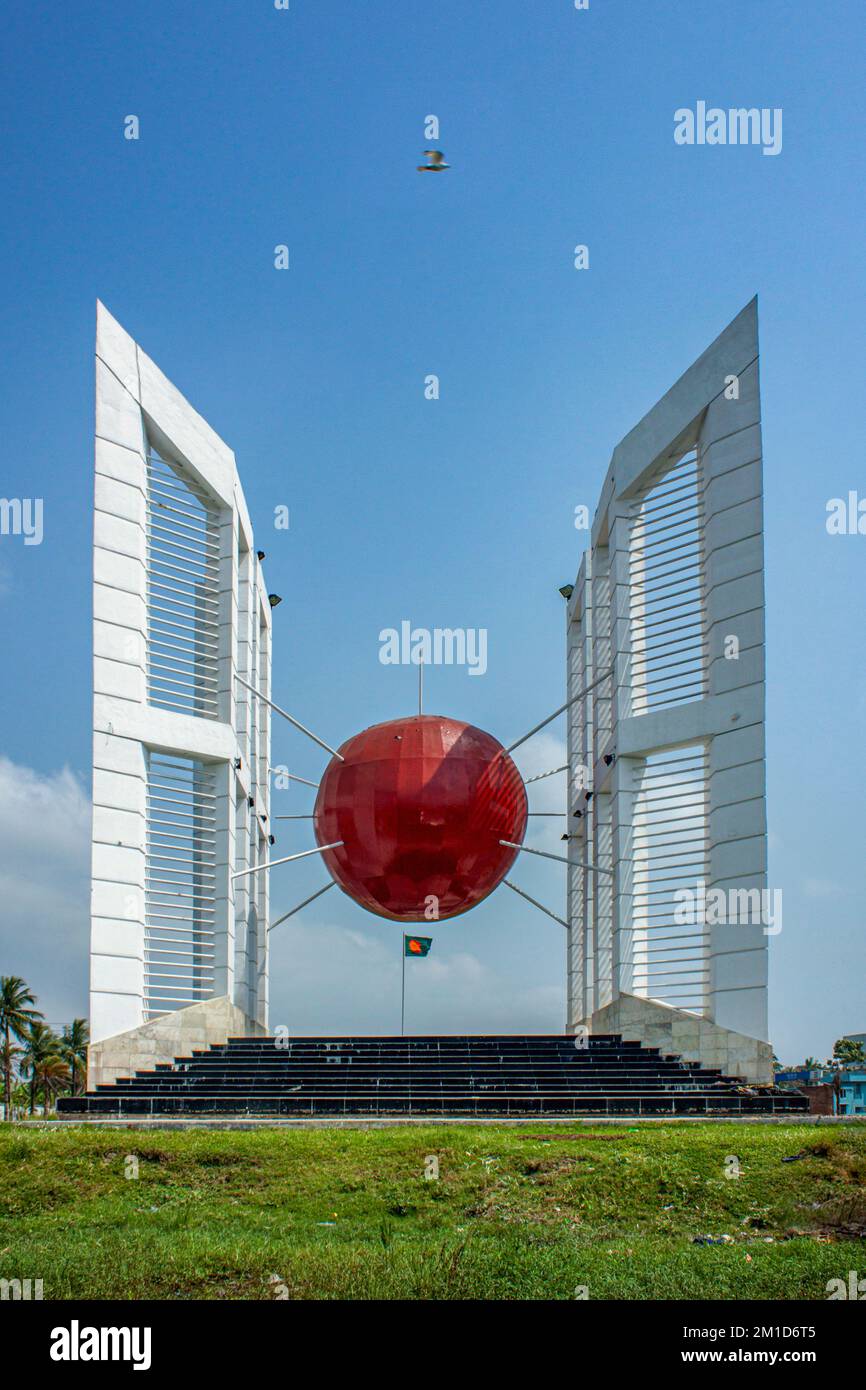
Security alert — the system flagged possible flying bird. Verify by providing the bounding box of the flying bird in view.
[417,149,450,172]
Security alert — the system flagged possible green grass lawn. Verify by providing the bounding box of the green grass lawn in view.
[2,1122,864,1300]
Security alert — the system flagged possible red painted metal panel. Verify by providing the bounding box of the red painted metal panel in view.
[314,715,528,921]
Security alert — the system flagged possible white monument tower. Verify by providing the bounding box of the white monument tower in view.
[566,300,772,1082]
[88,303,271,1081]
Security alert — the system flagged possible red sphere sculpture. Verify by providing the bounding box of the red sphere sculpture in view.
[313,715,528,922]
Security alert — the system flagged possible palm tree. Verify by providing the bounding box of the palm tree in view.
[33,1054,70,1114]
[803,1056,820,1072]
[0,1041,23,1120]
[59,1019,89,1096]
[20,1022,62,1116]
[11,1079,29,1114]
[0,977,41,1122]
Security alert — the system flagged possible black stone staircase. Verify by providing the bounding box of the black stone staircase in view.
[57,1034,808,1118]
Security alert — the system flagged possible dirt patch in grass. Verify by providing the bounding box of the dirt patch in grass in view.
[522,1156,592,1176]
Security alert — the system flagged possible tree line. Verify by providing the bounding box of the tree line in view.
[1,976,89,1120]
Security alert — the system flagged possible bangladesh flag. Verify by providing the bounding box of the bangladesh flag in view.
[404,935,433,957]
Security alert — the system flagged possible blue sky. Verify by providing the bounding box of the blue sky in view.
[0,0,863,1061]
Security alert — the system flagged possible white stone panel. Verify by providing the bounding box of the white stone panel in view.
[96,300,141,398]
[93,622,145,666]
[92,843,144,886]
[95,358,145,455]
[92,806,145,851]
[705,534,763,590]
[710,797,766,842]
[709,761,766,807]
[92,881,143,921]
[711,835,767,881]
[95,437,146,489]
[93,768,145,815]
[93,732,147,777]
[701,424,762,477]
[93,549,143,597]
[89,990,142,1041]
[138,351,235,508]
[94,473,146,526]
[90,919,144,959]
[709,723,766,772]
[705,460,762,515]
[93,584,146,631]
[93,657,144,703]
[708,647,764,695]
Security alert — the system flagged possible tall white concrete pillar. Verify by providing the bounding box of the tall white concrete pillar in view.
[565,300,772,1079]
[89,302,273,1043]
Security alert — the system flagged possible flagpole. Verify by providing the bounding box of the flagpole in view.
[401,935,406,1036]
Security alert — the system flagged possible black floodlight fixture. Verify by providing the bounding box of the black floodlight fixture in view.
[268,593,283,609]
[559,584,574,600]
[257,550,266,561]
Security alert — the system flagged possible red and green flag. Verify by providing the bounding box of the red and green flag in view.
[404,935,433,957]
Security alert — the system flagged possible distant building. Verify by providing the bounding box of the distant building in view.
[775,1068,834,1086]
[776,1067,866,1116]
[838,1070,866,1117]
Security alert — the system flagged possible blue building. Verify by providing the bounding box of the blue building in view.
[838,1070,866,1116]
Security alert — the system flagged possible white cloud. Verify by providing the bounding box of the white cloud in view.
[0,753,568,1040]
[513,731,568,852]
[0,757,90,1027]
[268,914,564,1036]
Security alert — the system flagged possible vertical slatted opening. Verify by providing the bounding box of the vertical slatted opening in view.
[144,753,217,1018]
[567,635,589,1022]
[146,450,221,719]
[629,451,707,712]
[631,746,709,1015]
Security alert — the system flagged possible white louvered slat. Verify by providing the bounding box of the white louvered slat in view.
[144,752,217,1020]
[629,451,707,713]
[631,747,709,1016]
[146,452,221,720]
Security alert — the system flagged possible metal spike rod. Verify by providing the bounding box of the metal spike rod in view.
[503,879,569,929]
[268,881,335,933]
[525,765,568,785]
[236,673,344,761]
[504,666,614,754]
[231,841,343,882]
[499,839,614,875]
[268,767,320,789]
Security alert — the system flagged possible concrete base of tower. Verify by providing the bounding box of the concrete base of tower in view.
[573,993,774,1086]
[87,996,268,1090]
